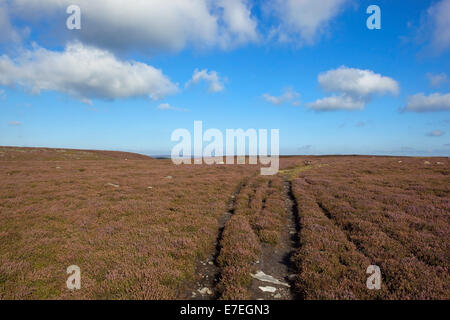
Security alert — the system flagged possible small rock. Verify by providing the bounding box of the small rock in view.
[198,287,212,295]
[251,271,290,287]
[208,261,213,265]
[165,175,173,179]
[436,162,443,165]
[287,274,296,281]
[106,183,119,188]
[424,161,431,165]
[191,292,196,298]
[274,293,282,299]
[147,186,153,189]
[259,286,276,293]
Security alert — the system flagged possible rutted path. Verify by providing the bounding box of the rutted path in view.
[248,179,301,300]
[185,180,246,300]
[183,175,303,300]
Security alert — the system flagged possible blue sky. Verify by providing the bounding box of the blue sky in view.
[1,0,449,156]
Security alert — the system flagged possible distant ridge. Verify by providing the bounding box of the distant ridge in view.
[0,146,153,161]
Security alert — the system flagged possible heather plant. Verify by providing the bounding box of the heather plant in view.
[216,175,288,298]
[0,147,259,299]
[288,156,449,299]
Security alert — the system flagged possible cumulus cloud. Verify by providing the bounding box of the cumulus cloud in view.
[268,0,350,44]
[0,42,178,103]
[426,0,450,53]
[427,130,445,137]
[7,0,258,53]
[262,88,300,105]
[318,66,399,97]
[157,103,187,112]
[426,72,447,87]
[8,121,21,126]
[403,93,450,112]
[185,69,225,93]
[307,66,399,111]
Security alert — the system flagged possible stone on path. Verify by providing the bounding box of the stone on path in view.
[251,271,290,287]
[259,286,277,293]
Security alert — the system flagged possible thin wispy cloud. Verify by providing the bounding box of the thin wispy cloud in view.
[157,103,188,112]
[185,69,225,93]
[262,88,300,106]
[0,3,22,45]
[427,130,445,137]
[424,0,450,54]
[298,144,313,151]
[426,72,447,87]
[8,121,21,126]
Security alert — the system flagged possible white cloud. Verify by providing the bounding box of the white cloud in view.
[157,103,187,112]
[426,0,450,53]
[8,0,258,53]
[185,69,225,93]
[307,66,399,111]
[268,0,350,44]
[216,0,259,47]
[318,66,399,97]
[8,121,21,126]
[403,93,450,112]
[0,4,21,44]
[262,88,300,105]
[0,42,178,103]
[0,89,5,100]
[426,72,447,87]
[427,130,445,137]
[307,95,365,111]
